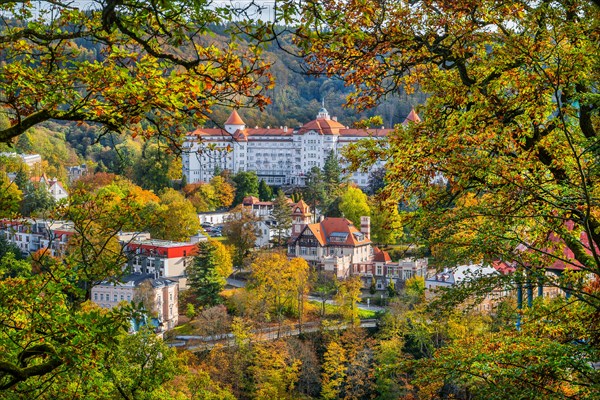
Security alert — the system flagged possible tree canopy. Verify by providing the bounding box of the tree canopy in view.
[295,0,600,396]
[338,186,370,228]
[0,0,273,144]
[232,171,260,206]
[300,0,600,277]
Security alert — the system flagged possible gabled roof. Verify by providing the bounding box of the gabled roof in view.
[292,199,311,215]
[297,217,371,247]
[373,247,392,263]
[225,109,245,126]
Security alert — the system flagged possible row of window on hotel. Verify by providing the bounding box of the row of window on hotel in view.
[94,293,131,302]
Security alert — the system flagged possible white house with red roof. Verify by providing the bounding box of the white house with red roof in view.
[288,214,373,278]
[30,174,68,202]
[288,201,427,284]
[182,106,419,188]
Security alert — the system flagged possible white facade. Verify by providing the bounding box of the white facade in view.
[182,107,399,188]
[91,274,179,330]
[0,152,42,168]
[198,211,231,225]
[0,219,74,257]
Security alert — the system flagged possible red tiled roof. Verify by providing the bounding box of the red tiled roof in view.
[308,218,371,246]
[242,196,260,205]
[403,108,421,124]
[292,200,311,215]
[339,128,393,137]
[373,247,392,262]
[306,224,327,246]
[492,260,516,275]
[190,128,228,137]
[298,118,346,135]
[225,109,245,125]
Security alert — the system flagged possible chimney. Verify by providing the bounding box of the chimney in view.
[332,116,338,121]
[360,216,371,239]
[284,126,288,133]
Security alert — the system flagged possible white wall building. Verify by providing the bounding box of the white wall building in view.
[182,106,418,188]
[91,274,179,330]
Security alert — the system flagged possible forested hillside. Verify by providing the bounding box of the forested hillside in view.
[0,23,425,184]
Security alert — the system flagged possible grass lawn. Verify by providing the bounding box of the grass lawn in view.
[309,301,379,319]
[171,322,194,336]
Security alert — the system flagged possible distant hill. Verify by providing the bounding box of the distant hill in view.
[2,24,426,180]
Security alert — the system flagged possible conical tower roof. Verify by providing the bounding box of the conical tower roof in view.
[225,109,245,126]
[403,107,421,124]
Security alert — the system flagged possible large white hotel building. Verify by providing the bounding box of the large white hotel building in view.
[182,106,420,187]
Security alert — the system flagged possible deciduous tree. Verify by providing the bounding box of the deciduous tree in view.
[334,276,363,326]
[210,175,235,209]
[0,171,22,217]
[339,186,370,228]
[150,188,200,241]
[321,341,347,400]
[297,1,600,394]
[232,171,259,205]
[249,252,309,336]
[0,1,273,144]
[223,205,260,267]
[369,197,403,245]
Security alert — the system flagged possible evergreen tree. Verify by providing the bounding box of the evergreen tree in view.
[14,168,29,191]
[187,240,233,307]
[232,171,259,205]
[323,150,343,186]
[367,167,386,195]
[303,166,327,220]
[271,190,292,247]
[387,279,396,298]
[258,179,273,201]
[20,182,55,217]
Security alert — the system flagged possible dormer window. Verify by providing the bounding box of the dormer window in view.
[352,232,365,241]
[329,232,348,243]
